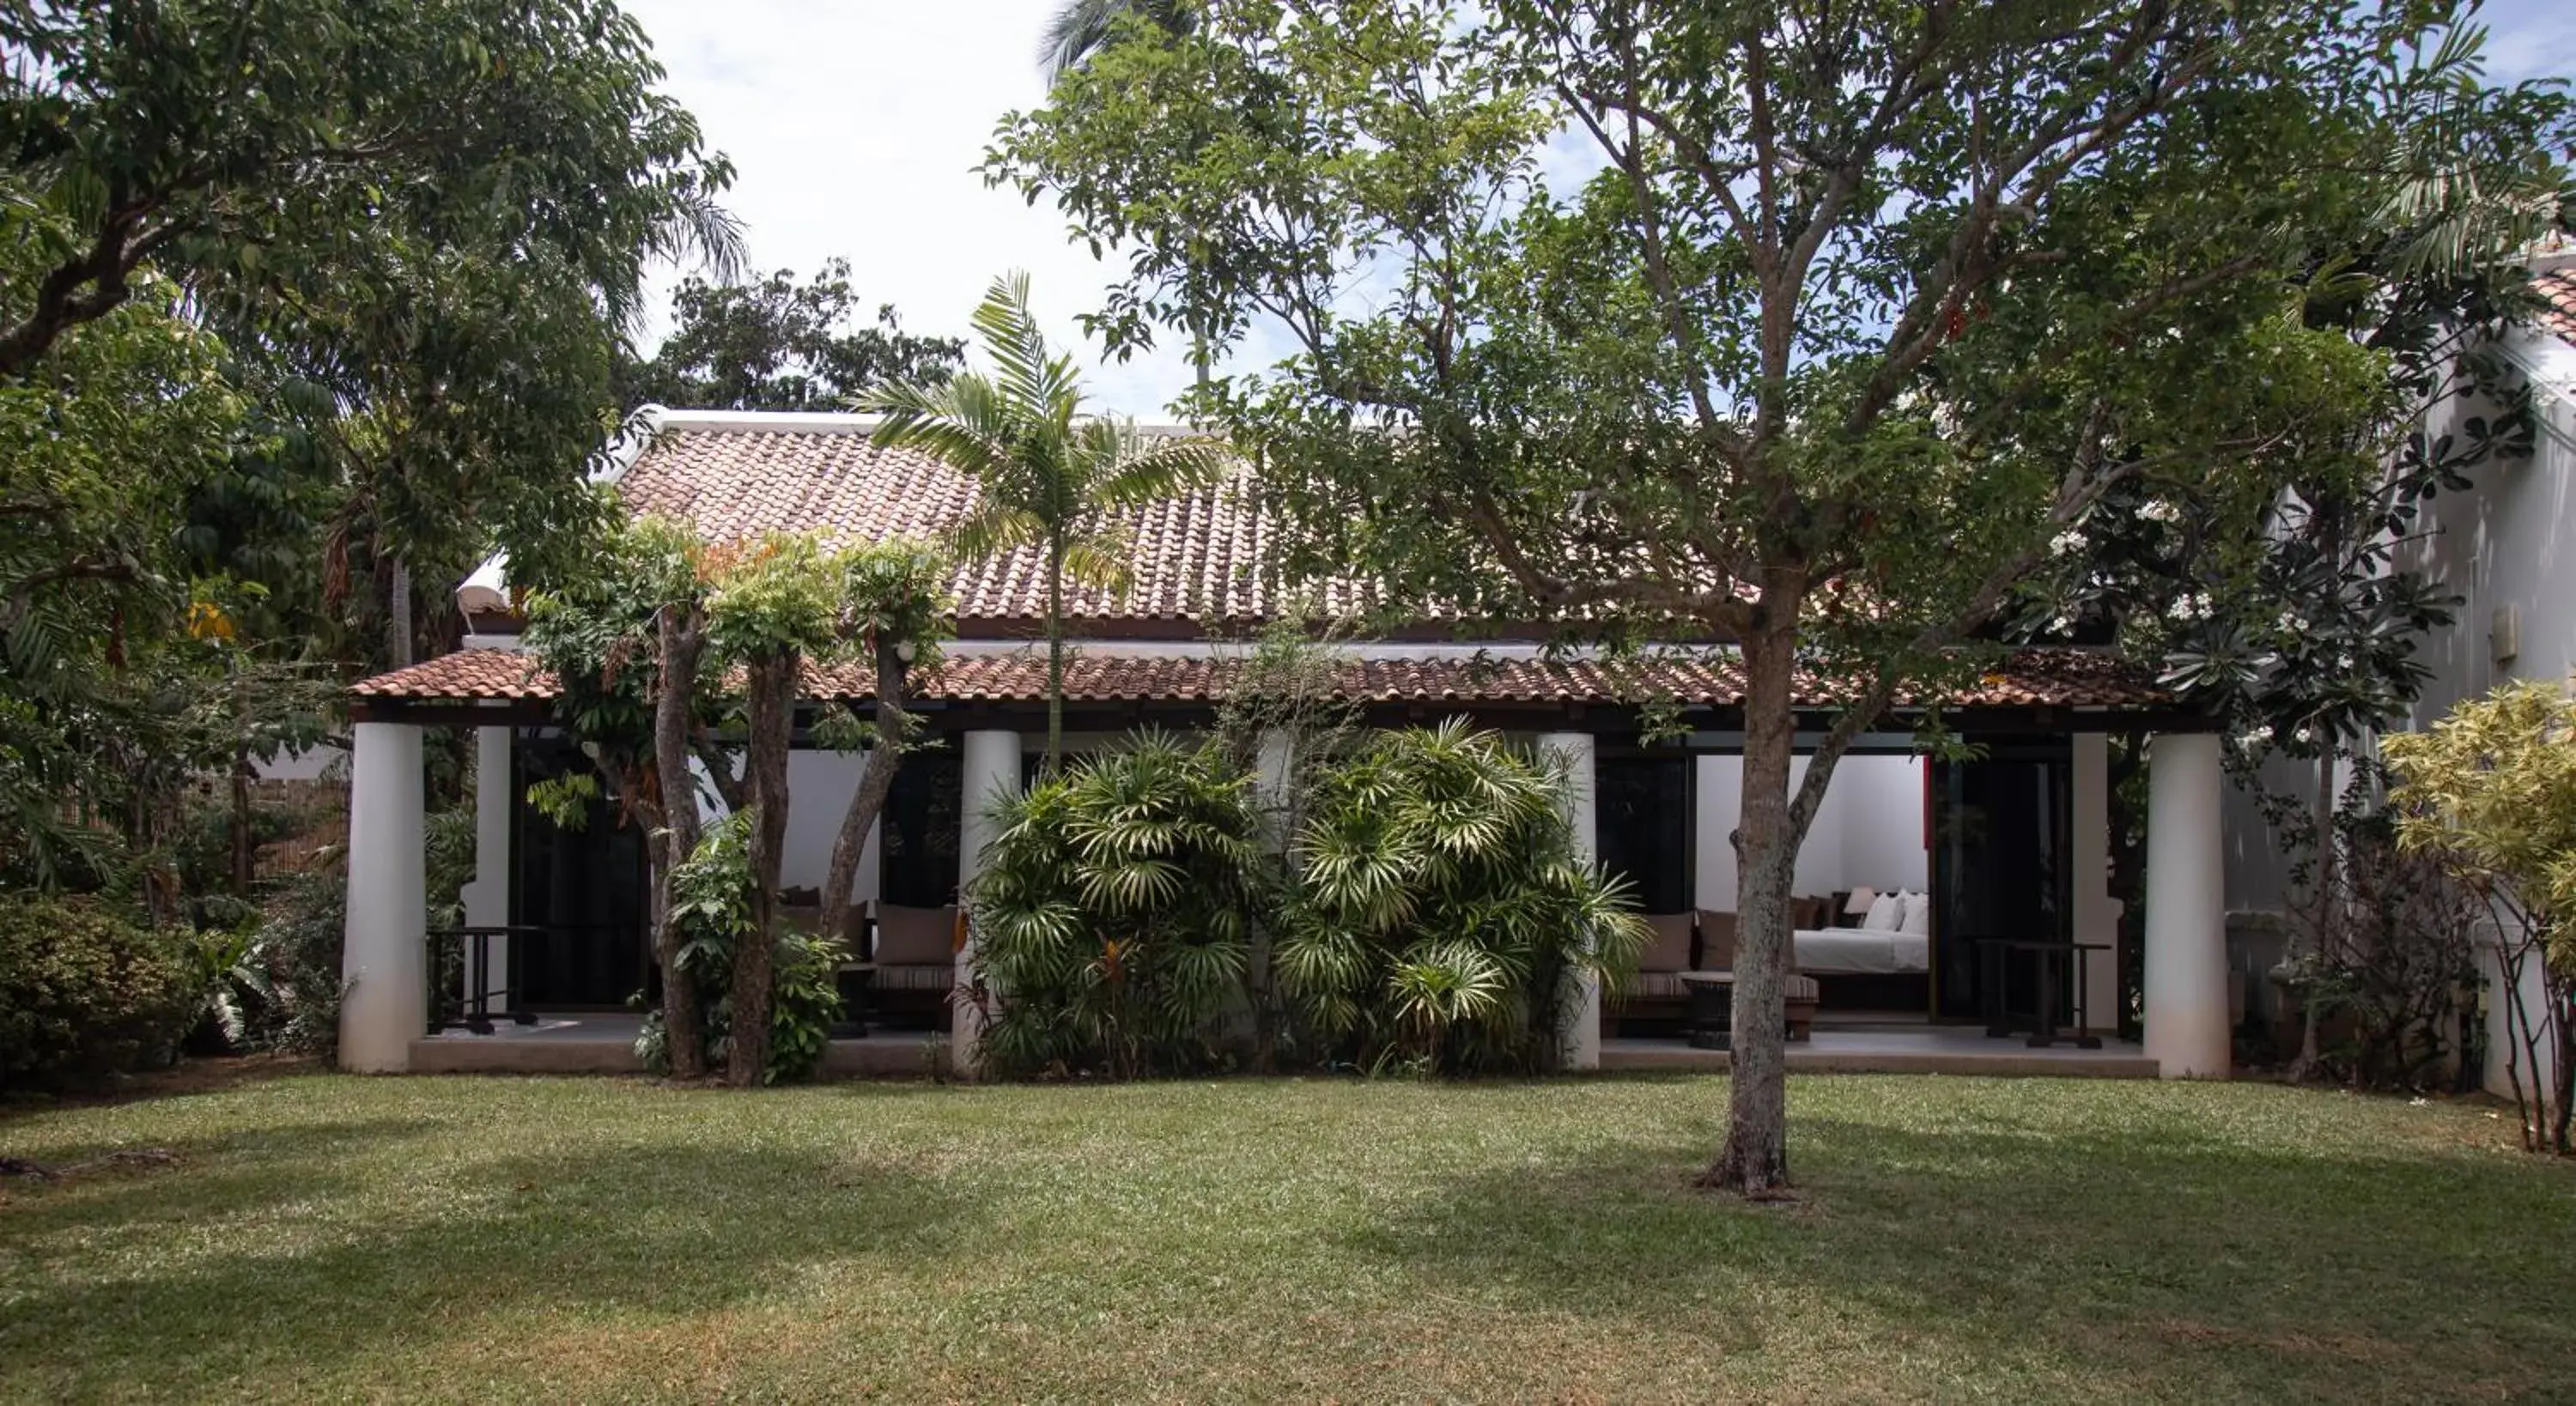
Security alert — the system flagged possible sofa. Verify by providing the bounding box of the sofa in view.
[863,902,959,1028]
[1613,909,1817,1041]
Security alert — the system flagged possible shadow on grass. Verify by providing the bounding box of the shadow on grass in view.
[1340,1114,2576,1401]
[0,1136,972,1392]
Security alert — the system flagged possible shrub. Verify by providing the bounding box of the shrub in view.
[0,894,205,1087]
[2384,682,2576,1154]
[635,811,845,1084]
[219,866,348,1057]
[971,733,1267,1078]
[1273,722,1648,1075]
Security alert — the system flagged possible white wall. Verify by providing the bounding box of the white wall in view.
[781,750,870,897]
[2402,326,2576,727]
[1692,753,1929,912]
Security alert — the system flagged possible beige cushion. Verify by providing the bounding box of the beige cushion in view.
[1695,910,1738,970]
[1638,913,1695,973]
[873,905,957,966]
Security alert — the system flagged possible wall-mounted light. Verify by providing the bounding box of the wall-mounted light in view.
[896,640,918,664]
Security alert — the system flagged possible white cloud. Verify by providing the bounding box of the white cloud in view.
[623,0,1198,416]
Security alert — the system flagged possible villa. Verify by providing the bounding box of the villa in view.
[335,407,2242,1081]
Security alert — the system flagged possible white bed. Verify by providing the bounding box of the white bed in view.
[1791,926,1931,975]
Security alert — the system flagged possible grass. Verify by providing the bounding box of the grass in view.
[1,1070,2569,1404]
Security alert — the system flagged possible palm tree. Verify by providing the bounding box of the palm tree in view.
[866,271,1227,770]
[1037,0,1195,79]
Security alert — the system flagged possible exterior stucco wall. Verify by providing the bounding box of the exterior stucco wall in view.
[1692,754,1929,912]
[2401,326,2576,725]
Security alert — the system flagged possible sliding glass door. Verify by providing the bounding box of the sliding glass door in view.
[1930,746,2071,1021]
[1596,755,1692,916]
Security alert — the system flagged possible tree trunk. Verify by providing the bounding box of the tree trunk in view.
[1703,618,1801,1196]
[727,649,799,1087]
[2289,751,2334,1082]
[229,742,254,899]
[387,561,413,670]
[1045,533,1066,773]
[651,609,710,1079]
[820,645,913,948]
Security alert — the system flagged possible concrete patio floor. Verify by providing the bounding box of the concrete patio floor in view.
[1602,1027,2155,1077]
[416,1014,2154,1078]
[413,1015,947,1077]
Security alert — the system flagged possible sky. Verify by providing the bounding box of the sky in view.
[617,0,2576,421]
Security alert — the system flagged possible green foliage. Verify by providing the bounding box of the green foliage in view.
[866,271,1229,766]
[635,811,845,1085]
[705,533,843,665]
[971,734,1267,1077]
[617,260,963,412]
[1273,722,1647,1074]
[2384,682,2576,1152]
[0,0,740,906]
[218,866,350,1058]
[2385,682,2576,972]
[0,895,204,1088]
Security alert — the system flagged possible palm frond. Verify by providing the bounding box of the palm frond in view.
[865,374,1015,479]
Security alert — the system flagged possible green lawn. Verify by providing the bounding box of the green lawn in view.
[1,1070,2567,1404]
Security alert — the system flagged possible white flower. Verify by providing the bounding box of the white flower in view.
[2167,591,2211,623]
[2050,529,2084,558]
[2140,499,2180,524]
[2049,613,2076,634]
[2294,726,2315,746]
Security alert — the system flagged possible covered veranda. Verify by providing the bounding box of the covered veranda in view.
[337,645,2232,1080]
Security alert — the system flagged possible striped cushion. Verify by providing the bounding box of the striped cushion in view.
[872,964,956,992]
[1625,971,1690,1001]
[1784,974,1820,1003]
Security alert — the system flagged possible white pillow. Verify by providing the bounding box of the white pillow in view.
[1863,891,1900,932]
[1899,891,1933,936]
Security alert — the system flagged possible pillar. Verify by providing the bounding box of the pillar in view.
[1255,729,1295,850]
[340,722,428,1072]
[2143,731,2228,1078]
[457,725,512,1008]
[1539,731,1601,1070]
[956,729,1022,1074]
[2069,733,2120,1033]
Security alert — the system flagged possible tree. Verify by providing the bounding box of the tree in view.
[866,272,1228,771]
[989,0,2506,1193]
[1039,0,1198,78]
[4,0,742,682]
[616,261,965,412]
[526,520,951,1085]
[2009,30,2571,1070]
[0,0,733,378]
[2384,682,2576,1153]
[522,515,718,1077]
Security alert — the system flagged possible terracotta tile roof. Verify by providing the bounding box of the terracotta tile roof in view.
[2532,268,2576,347]
[354,645,2170,712]
[351,650,553,700]
[615,424,1306,627]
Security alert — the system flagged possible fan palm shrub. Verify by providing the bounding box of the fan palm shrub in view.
[1273,721,1648,1074]
[971,731,1266,1077]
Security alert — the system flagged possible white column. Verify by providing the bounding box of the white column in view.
[1692,755,1736,912]
[1539,731,1601,1070]
[457,725,512,1009]
[2143,731,2228,1078]
[956,729,1022,1074]
[341,722,428,1072]
[1255,729,1295,850]
[2070,734,2120,1033]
